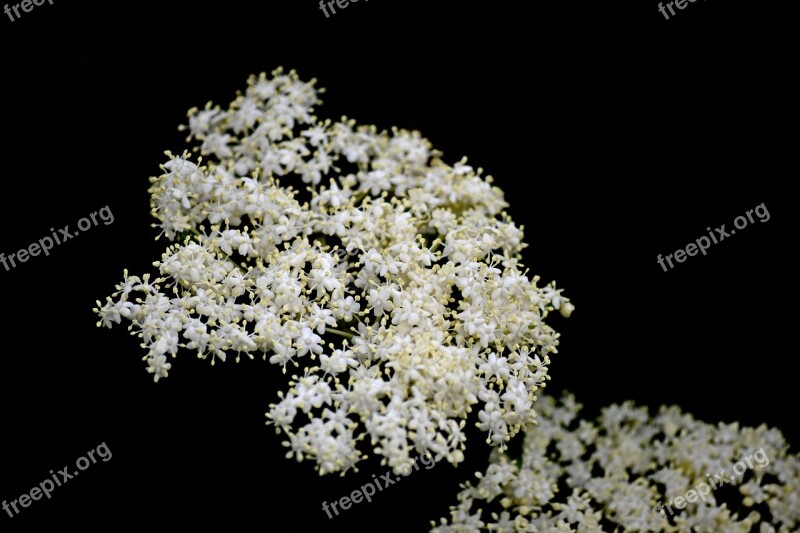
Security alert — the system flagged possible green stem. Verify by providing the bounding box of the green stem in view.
[327,328,355,339]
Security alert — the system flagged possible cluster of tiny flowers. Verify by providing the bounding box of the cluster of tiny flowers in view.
[94,68,573,476]
[432,394,800,532]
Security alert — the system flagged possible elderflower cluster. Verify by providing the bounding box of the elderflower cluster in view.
[433,394,800,532]
[94,68,573,476]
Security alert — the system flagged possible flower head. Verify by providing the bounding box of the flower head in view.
[433,394,800,532]
[95,68,572,475]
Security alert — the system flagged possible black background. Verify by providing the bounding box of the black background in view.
[1,0,794,529]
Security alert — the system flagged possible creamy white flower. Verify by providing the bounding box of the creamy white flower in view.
[433,394,800,533]
[95,68,573,476]
[146,355,171,382]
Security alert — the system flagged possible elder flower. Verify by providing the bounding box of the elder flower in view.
[433,394,800,532]
[94,68,572,476]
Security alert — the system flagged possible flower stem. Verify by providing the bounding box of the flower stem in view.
[327,328,355,339]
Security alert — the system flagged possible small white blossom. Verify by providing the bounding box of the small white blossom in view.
[146,355,172,382]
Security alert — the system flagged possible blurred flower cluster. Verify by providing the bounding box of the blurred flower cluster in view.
[433,394,800,532]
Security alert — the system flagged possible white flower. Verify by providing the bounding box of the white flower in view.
[308,303,336,334]
[333,295,360,322]
[96,68,573,476]
[319,349,357,376]
[367,285,395,317]
[146,355,172,382]
[295,327,323,357]
[434,394,800,533]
